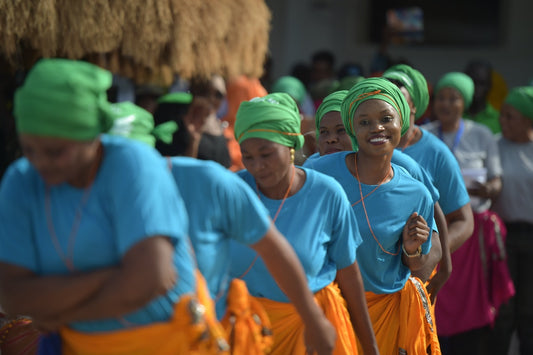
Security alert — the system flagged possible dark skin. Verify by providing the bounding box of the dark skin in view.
[348,99,433,271]
[316,104,438,287]
[395,86,453,301]
[241,138,379,355]
[434,86,500,227]
[1,135,179,332]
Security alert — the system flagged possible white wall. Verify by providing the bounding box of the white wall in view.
[267,0,533,88]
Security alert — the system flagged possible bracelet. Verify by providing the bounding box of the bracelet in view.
[402,244,422,258]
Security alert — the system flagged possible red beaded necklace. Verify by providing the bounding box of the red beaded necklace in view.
[44,145,103,272]
[353,153,400,256]
[237,165,296,279]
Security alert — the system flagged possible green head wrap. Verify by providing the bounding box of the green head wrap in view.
[270,76,307,106]
[504,86,533,120]
[340,77,410,150]
[434,72,474,110]
[234,92,304,149]
[14,58,114,141]
[108,102,178,147]
[315,90,348,139]
[157,92,193,104]
[383,64,429,120]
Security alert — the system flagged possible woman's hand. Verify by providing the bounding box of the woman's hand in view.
[402,212,429,254]
[304,313,336,355]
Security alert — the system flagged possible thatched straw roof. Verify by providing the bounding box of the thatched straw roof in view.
[0,0,271,85]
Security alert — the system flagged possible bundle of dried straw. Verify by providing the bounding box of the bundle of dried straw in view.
[0,0,271,86]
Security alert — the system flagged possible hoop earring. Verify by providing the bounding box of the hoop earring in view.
[290,148,295,164]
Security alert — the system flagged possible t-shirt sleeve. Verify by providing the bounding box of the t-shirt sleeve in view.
[324,180,360,269]
[108,149,189,257]
[223,171,272,245]
[0,164,40,271]
[436,149,470,214]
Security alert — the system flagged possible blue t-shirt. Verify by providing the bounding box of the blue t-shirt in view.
[0,135,195,332]
[304,151,434,294]
[391,150,440,204]
[400,127,470,214]
[304,151,440,204]
[167,157,271,318]
[230,167,361,302]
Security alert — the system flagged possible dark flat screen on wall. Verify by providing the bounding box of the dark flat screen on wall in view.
[370,0,502,46]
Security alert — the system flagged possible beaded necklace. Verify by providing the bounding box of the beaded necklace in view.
[237,165,296,279]
[44,145,102,272]
[354,153,400,256]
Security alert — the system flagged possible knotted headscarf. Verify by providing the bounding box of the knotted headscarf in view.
[270,76,307,107]
[315,90,348,139]
[504,86,533,121]
[234,92,304,149]
[14,58,114,141]
[383,64,429,120]
[434,72,475,110]
[108,102,178,147]
[340,77,410,150]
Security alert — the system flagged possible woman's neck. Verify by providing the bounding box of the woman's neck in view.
[440,118,462,133]
[348,152,392,185]
[68,143,104,188]
[258,166,304,200]
[398,125,420,148]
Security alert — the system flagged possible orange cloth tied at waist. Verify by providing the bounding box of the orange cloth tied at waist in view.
[253,282,358,355]
[362,277,441,355]
[221,278,273,355]
[60,271,229,355]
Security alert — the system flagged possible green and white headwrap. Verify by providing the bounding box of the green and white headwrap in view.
[315,90,348,139]
[504,86,533,121]
[14,58,114,141]
[234,92,304,149]
[340,77,410,150]
[434,72,475,110]
[383,64,429,120]
[108,102,177,147]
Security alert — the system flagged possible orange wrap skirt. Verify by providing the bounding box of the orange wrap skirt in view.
[60,271,228,355]
[221,278,273,355]
[254,282,358,355]
[361,277,441,355]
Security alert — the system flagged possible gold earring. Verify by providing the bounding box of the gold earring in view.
[290,148,295,164]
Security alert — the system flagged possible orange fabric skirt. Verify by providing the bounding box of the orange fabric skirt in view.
[60,272,228,355]
[221,279,273,355]
[361,277,441,355]
[255,283,358,355]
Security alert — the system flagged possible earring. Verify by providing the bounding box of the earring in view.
[290,148,295,164]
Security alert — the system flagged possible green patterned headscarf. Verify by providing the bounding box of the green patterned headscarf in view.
[434,72,475,110]
[271,76,307,106]
[108,102,178,147]
[315,90,348,139]
[383,64,429,120]
[235,92,304,149]
[340,77,410,150]
[14,58,114,141]
[504,86,533,120]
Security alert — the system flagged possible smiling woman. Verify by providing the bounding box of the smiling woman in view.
[304,77,441,354]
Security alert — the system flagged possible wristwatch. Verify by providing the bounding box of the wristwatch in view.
[402,244,422,258]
